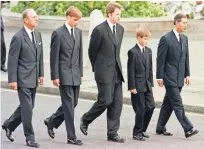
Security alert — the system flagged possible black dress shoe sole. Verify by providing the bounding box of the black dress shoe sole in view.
[156,132,173,136]
[107,138,125,143]
[133,137,145,141]
[2,125,14,142]
[44,120,55,139]
[185,130,199,138]
[26,143,40,148]
[80,123,88,136]
[67,140,83,146]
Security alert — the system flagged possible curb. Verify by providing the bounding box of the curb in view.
[1,81,204,114]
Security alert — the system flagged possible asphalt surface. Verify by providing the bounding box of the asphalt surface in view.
[1,89,204,149]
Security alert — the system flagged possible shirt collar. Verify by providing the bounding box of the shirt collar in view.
[107,19,116,31]
[137,43,145,51]
[65,22,73,32]
[173,28,180,37]
[24,25,34,34]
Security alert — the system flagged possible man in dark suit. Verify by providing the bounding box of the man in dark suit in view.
[1,9,44,148]
[127,28,155,141]
[80,2,125,143]
[46,6,83,146]
[156,13,199,138]
[1,1,10,72]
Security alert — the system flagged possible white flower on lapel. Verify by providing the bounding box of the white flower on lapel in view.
[39,42,41,45]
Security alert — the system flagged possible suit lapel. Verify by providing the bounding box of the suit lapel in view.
[22,27,36,56]
[105,21,117,46]
[170,30,182,52]
[116,24,122,48]
[62,25,74,49]
[145,48,149,67]
[135,44,145,66]
[71,28,80,58]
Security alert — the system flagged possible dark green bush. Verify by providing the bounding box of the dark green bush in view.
[11,1,167,17]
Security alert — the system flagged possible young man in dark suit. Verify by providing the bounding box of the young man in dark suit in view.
[127,28,155,141]
[80,1,125,143]
[2,9,44,148]
[156,13,199,138]
[45,6,83,146]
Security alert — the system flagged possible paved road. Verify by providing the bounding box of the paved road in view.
[1,89,204,149]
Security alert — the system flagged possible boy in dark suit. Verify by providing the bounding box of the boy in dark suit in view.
[127,28,155,141]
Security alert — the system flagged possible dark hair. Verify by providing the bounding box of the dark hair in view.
[174,13,187,25]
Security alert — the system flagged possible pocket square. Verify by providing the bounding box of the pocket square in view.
[39,42,41,45]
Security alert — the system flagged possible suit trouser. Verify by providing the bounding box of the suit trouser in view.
[5,87,36,141]
[59,85,79,139]
[46,86,79,129]
[156,86,193,132]
[1,30,6,67]
[131,88,155,135]
[82,77,123,137]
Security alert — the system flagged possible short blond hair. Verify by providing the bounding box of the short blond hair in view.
[136,28,151,38]
[66,6,82,19]
[106,1,122,17]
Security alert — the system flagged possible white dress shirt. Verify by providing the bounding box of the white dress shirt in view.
[173,28,180,42]
[137,43,145,53]
[24,25,35,42]
[107,19,116,34]
[65,22,75,38]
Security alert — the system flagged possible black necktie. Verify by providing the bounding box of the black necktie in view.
[142,48,145,58]
[179,34,182,50]
[31,31,36,47]
[71,28,75,43]
[113,25,116,43]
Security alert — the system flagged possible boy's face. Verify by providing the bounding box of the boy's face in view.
[67,16,80,28]
[137,36,149,47]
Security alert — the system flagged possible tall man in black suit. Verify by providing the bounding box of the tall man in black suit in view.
[2,9,44,148]
[1,1,10,72]
[156,13,199,138]
[127,28,155,141]
[80,2,125,143]
[47,6,83,146]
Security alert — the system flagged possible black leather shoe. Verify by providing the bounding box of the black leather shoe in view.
[133,134,145,141]
[2,124,14,142]
[185,129,199,138]
[80,118,88,136]
[44,119,55,139]
[26,140,40,148]
[1,67,7,72]
[107,135,125,143]
[156,130,173,136]
[67,139,83,146]
[142,132,150,138]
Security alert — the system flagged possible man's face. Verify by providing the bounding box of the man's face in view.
[25,10,38,28]
[176,18,188,33]
[108,8,121,24]
[138,36,149,47]
[67,16,80,28]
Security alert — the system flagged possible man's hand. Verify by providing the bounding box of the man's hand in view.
[39,77,44,85]
[9,82,17,90]
[52,79,60,87]
[130,89,137,94]
[157,79,164,87]
[185,76,190,85]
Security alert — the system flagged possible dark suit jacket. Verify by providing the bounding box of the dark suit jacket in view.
[127,44,153,92]
[88,21,124,83]
[8,27,44,88]
[50,25,83,86]
[156,30,190,87]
